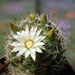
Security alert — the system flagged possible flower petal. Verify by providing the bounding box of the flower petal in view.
[13,35,25,42]
[30,32,35,40]
[16,48,26,56]
[30,27,37,40]
[25,50,30,58]
[36,29,42,37]
[33,42,45,47]
[10,42,19,46]
[38,46,46,50]
[11,42,24,47]
[11,48,19,52]
[34,27,37,32]
[30,48,36,54]
[34,36,46,42]
[30,52,36,61]
[22,31,25,34]
[17,32,21,35]
[23,26,29,40]
[35,47,42,53]
[30,27,34,33]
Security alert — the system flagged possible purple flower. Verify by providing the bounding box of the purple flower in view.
[56,19,71,37]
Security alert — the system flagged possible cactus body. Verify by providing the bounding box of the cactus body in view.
[5,13,67,75]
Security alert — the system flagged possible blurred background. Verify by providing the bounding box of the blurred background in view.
[0,0,75,70]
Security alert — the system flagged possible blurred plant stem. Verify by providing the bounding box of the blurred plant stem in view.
[35,0,41,14]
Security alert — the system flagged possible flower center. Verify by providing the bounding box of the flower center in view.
[25,40,34,49]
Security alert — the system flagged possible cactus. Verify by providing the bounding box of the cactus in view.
[5,13,67,75]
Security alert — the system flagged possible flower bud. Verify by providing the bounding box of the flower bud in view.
[41,13,47,23]
[47,28,55,38]
[29,14,36,20]
[9,22,19,32]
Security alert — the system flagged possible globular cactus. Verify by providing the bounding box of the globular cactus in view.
[4,13,67,75]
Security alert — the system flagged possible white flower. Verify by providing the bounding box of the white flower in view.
[10,26,46,61]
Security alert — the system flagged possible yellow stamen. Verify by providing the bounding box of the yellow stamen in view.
[25,40,34,49]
